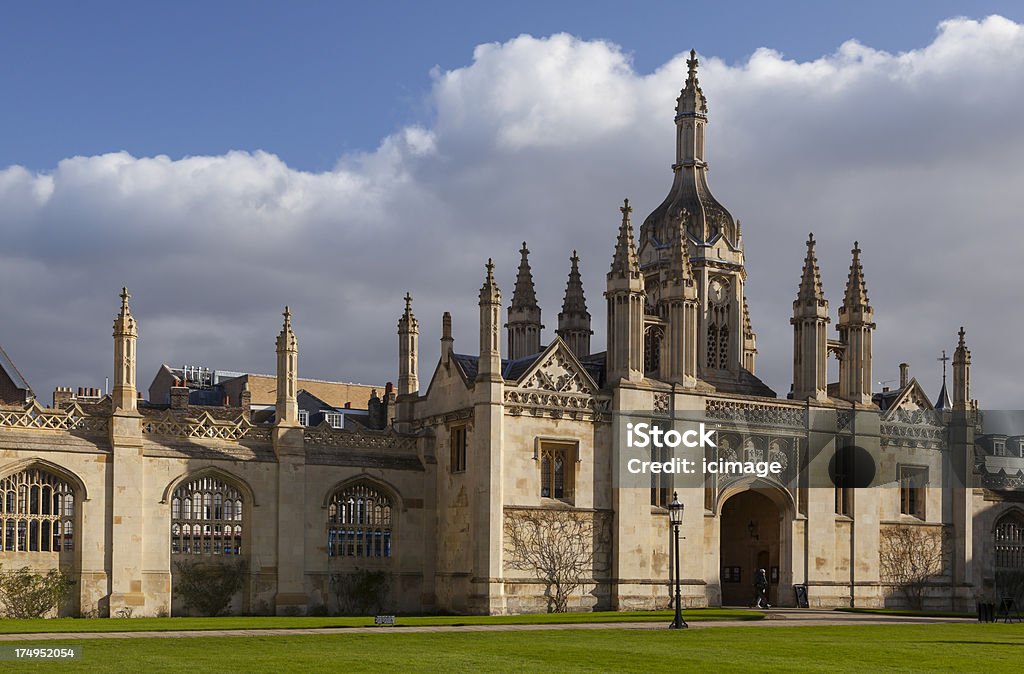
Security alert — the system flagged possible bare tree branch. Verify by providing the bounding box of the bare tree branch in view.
[879,525,947,610]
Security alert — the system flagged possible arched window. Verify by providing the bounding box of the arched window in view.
[327,484,392,559]
[171,475,243,555]
[0,466,75,552]
[994,511,1024,570]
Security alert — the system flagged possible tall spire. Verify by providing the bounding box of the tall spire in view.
[609,199,640,278]
[397,292,420,396]
[507,242,543,359]
[275,306,298,425]
[791,234,829,401]
[796,234,825,306]
[557,250,592,359]
[606,200,646,383]
[112,287,138,412]
[837,241,875,404]
[841,241,870,311]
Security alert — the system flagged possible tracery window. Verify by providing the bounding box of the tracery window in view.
[0,467,75,552]
[644,325,664,376]
[327,484,392,558]
[171,475,243,555]
[994,512,1024,570]
[541,444,574,501]
[706,279,730,370]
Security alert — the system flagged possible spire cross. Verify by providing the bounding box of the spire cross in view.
[404,292,413,312]
[120,287,131,305]
[938,349,950,380]
[687,49,698,78]
[620,198,632,218]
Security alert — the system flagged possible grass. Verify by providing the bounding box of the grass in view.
[0,608,761,634]
[836,607,977,619]
[1,623,1021,672]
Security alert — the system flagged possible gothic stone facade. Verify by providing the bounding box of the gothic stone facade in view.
[2,54,1022,616]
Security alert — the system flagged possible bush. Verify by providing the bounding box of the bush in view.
[330,569,391,614]
[0,565,75,619]
[173,559,248,616]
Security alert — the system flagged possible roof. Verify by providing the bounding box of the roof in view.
[0,342,32,396]
[452,349,607,388]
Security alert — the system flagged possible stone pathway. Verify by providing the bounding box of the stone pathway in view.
[0,610,977,642]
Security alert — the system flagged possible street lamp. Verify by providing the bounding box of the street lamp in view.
[668,491,687,629]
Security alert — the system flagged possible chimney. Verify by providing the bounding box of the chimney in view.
[899,362,909,389]
[170,385,189,410]
[239,382,252,411]
[53,386,74,408]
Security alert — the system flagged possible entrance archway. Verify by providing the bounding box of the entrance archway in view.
[719,490,782,606]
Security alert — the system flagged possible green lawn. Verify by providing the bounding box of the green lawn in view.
[1,624,1021,672]
[0,608,760,634]
[836,607,977,619]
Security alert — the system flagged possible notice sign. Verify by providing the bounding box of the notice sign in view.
[374,615,396,626]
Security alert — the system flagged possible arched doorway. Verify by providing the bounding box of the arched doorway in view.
[719,490,782,606]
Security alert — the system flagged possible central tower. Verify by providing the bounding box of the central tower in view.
[637,50,770,395]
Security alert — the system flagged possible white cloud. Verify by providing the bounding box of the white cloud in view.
[2,16,1023,407]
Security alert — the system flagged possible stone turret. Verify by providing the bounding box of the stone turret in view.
[112,287,138,412]
[275,306,298,426]
[791,234,829,401]
[953,327,972,410]
[661,230,698,387]
[478,259,502,382]
[397,293,420,396]
[606,199,645,383]
[556,251,592,359]
[506,242,543,360]
[837,242,875,404]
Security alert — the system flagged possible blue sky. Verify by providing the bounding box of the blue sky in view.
[3,1,1022,171]
[2,4,1024,408]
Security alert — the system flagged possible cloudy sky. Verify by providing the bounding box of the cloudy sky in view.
[2,4,1023,408]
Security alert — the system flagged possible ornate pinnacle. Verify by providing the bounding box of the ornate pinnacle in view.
[479,258,501,305]
[398,292,418,333]
[677,48,707,116]
[277,306,296,352]
[796,233,825,305]
[841,241,871,312]
[510,241,539,310]
[560,250,588,316]
[610,198,640,277]
[113,286,137,337]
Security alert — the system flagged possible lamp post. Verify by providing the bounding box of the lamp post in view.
[669,491,687,629]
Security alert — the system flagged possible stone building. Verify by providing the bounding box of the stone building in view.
[0,52,1021,616]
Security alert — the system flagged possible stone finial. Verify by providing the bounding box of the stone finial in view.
[113,286,137,338]
[609,198,640,278]
[398,292,419,333]
[479,258,501,305]
[276,305,297,353]
[795,233,825,305]
[676,48,708,116]
[442,311,453,341]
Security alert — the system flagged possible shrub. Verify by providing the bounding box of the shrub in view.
[172,559,248,616]
[330,569,391,614]
[0,565,75,619]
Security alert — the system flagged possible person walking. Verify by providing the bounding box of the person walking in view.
[754,568,771,608]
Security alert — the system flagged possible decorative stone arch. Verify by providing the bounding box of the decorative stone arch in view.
[714,477,796,518]
[992,506,1024,533]
[714,480,796,607]
[0,457,89,502]
[320,474,403,512]
[160,466,257,507]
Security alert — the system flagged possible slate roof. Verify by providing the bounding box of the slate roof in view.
[0,343,31,392]
[452,349,607,387]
